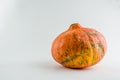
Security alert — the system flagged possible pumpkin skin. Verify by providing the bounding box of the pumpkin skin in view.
[51,23,107,68]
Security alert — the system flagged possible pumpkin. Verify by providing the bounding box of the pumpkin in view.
[51,23,107,68]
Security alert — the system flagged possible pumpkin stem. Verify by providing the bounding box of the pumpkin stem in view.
[69,23,82,30]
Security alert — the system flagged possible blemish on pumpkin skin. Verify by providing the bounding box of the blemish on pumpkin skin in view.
[98,43,104,54]
[91,43,96,48]
[61,54,78,64]
[80,41,84,50]
[64,46,72,57]
[65,49,69,56]
[87,31,97,36]
[60,55,64,58]
[91,42,104,54]
[78,61,83,65]
[81,50,84,54]
[85,59,88,63]
[86,47,89,50]
[61,57,71,64]
[73,33,78,40]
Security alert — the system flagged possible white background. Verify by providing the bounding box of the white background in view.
[0,0,120,80]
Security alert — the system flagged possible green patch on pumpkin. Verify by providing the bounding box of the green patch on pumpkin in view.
[85,59,88,63]
[61,57,71,64]
[61,54,78,64]
[81,50,84,54]
[87,31,97,36]
[78,61,83,65]
[65,49,69,56]
[98,43,104,54]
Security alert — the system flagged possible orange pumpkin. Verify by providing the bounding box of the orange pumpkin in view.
[51,23,107,68]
